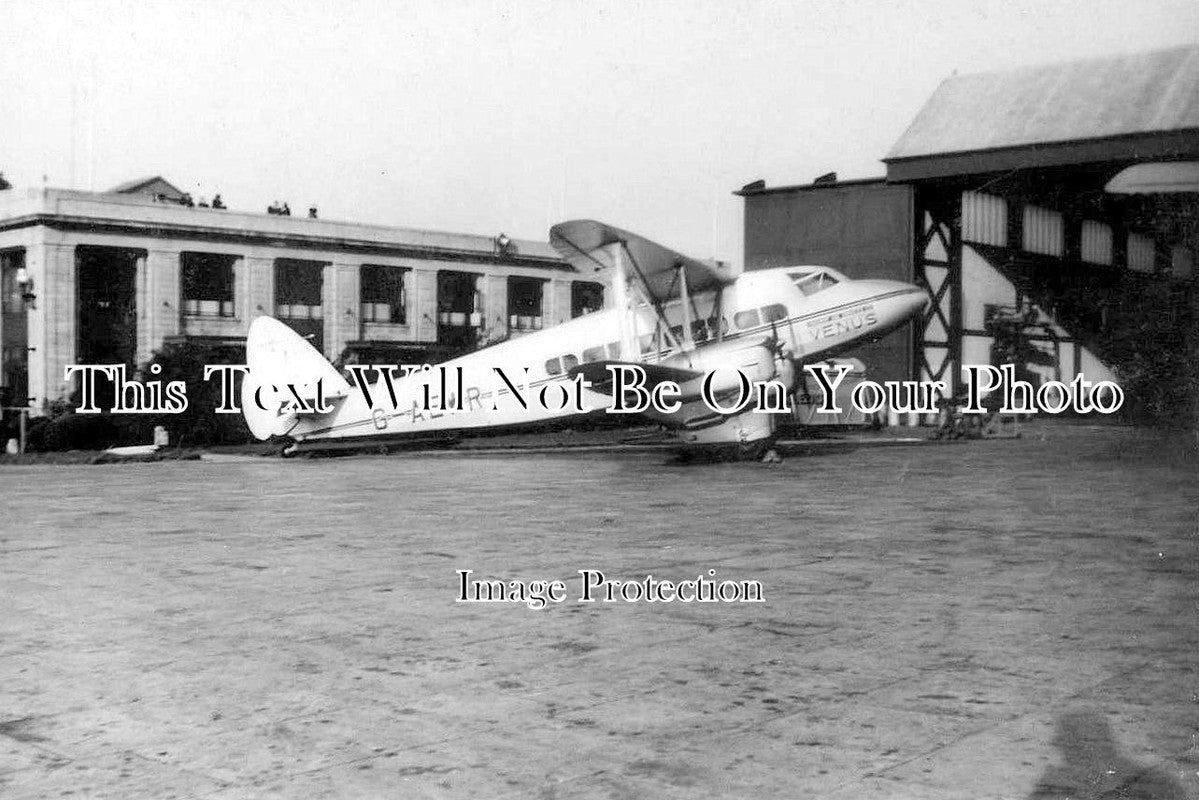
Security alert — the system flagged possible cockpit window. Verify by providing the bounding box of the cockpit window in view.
[789,270,840,296]
[545,357,562,376]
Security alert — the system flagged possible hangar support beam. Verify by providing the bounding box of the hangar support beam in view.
[913,188,963,395]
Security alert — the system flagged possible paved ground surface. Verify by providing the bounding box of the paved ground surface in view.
[1,422,1197,799]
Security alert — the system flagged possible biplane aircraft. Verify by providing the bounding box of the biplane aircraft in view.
[241,220,928,458]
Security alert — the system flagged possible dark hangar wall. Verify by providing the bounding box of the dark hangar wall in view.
[741,180,915,383]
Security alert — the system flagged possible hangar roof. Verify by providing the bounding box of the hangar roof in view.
[886,45,1199,181]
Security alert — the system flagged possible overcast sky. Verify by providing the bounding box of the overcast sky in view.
[2,0,1196,265]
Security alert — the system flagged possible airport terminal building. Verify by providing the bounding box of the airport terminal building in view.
[0,179,606,413]
[741,45,1199,395]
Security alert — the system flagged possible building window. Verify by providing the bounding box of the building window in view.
[962,191,1007,246]
[181,252,237,317]
[1171,246,1193,280]
[0,250,28,405]
[1022,206,1064,257]
[1,250,25,314]
[1127,233,1156,273]
[436,271,482,326]
[1080,221,1113,266]
[508,276,544,331]
[274,259,325,319]
[571,281,604,317]
[360,265,408,324]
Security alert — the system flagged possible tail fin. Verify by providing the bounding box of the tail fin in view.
[241,316,352,440]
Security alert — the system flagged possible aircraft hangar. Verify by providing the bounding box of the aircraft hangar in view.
[739,44,1199,411]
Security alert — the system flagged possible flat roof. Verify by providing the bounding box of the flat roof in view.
[0,188,565,268]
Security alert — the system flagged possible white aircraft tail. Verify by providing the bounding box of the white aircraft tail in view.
[241,316,351,440]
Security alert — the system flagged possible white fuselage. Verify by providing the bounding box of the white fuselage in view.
[287,267,926,445]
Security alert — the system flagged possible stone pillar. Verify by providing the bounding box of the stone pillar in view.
[139,248,181,365]
[485,274,508,340]
[325,261,360,360]
[414,269,437,342]
[27,242,75,410]
[244,256,275,322]
[550,280,571,327]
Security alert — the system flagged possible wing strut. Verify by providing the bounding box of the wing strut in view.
[611,241,637,361]
[620,242,682,359]
[677,263,696,353]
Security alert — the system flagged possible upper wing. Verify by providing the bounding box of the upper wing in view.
[550,219,735,305]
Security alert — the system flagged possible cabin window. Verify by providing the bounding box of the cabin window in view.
[606,342,621,359]
[545,357,562,376]
[691,319,709,342]
[582,345,605,363]
[733,309,760,329]
[181,252,237,317]
[561,353,579,371]
[709,316,729,336]
[761,304,788,323]
[360,265,408,324]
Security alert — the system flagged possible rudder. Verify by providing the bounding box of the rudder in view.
[241,316,351,440]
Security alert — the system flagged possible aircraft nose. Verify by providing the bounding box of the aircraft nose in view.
[879,280,930,319]
[855,279,930,325]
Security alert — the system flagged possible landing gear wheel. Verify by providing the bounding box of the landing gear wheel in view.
[737,438,774,462]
